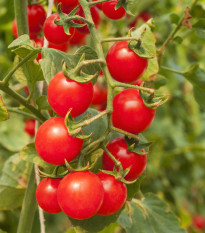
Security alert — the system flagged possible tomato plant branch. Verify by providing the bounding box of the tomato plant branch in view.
[160,66,185,75]
[101,37,140,44]
[6,107,41,121]
[88,0,110,7]
[2,48,42,85]
[111,126,140,141]
[65,16,93,26]
[74,59,106,74]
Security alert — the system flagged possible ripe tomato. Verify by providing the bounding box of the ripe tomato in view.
[92,0,102,10]
[112,89,156,134]
[92,83,107,106]
[133,79,144,86]
[103,137,147,181]
[102,0,126,20]
[56,0,79,14]
[12,19,18,38]
[129,12,152,28]
[69,29,87,45]
[106,41,148,83]
[193,216,205,230]
[24,119,35,136]
[57,171,104,219]
[47,71,93,117]
[49,41,69,52]
[75,6,100,34]
[27,4,46,35]
[96,172,127,216]
[36,178,62,213]
[43,13,74,45]
[35,117,83,165]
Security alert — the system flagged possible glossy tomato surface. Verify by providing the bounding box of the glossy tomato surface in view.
[35,117,83,165]
[43,13,74,45]
[56,0,79,14]
[92,83,107,106]
[57,171,104,219]
[47,71,93,117]
[102,0,125,20]
[76,6,100,34]
[103,137,147,181]
[96,172,127,216]
[106,41,148,83]
[24,119,35,136]
[36,178,62,213]
[112,89,156,134]
[27,4,46,35]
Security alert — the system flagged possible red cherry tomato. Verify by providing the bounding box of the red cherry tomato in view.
[47,71,93,117]
[35,117,83,165]
[24,119,35,136]
[112,89,156,134]
[43,13,75,45]
[193,216,205,230]
[49,41,69,52]
[57,171,104,219]
[103,137,147,181]
[92,83,107,106]
[27,4,46,35]
[56,0,79,14]
[129,12,152,28]
[133,79,144,86]
[70,29,87,45]
[75,6,100,34]
[92,0,102,10]
[96,172,127,216]
[106,41,148,83]
[36,178,62,213]
[12,19,18,38]
[102,0,125,20]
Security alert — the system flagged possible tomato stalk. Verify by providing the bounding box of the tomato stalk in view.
[88,0,110,7]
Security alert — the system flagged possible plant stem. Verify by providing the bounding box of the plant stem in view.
[75,59,106,74]
[6,107,41,121]
[17,166,37,233]
[160,66,185,75]
[65,16,93,26]
[101,37,140,43]
[0,85,47,122]
[14,0,29,36]
[3,49,41,85]
[89,0,110,6]
[111,126,140,141]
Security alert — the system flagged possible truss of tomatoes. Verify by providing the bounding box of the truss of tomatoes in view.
[18,0,156,221]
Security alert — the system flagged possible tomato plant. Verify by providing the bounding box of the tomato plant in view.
[24,119,35,136]
[102,0,126,20]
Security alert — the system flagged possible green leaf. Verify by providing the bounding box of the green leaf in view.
[192,19,205,29]
[141,57,159,81]
[131,20,156,59]
[12,45,37,60]
[69,210,122,233]
[0,229,7,233]
[0,95,9,122]
[170,13,180,24]
[148,74,168,89]
[19,143,52,169]
[0,113,30,151]
[75,108,107,142]
[40,48,73,84]
[0,154,30,189]
[118,194,187,233]
[126,174,145,200]
[8,34,31,49]
[36,95,52,111]
[0,186,25,210]
[0,146,13,175]
[193,86,205,110]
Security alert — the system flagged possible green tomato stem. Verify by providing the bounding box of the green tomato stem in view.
[88,0,110,7]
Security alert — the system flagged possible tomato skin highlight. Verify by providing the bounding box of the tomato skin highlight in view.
[35,117,83,165]
[103,137,147,181]
[43,13,74,45]
[57,171,104,219]
[102,0,126,20]
[76,6,100,34]
[96,172,127,216]
[36,178,62,213]
[24,119,35,136]
[106,41,148,83]
[112,89,156,134]
[47,71,93,117]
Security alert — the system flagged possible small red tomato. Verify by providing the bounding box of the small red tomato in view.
[96,172,127,216]
[106,41,148,83]
[47,71,93,117]
[43,13,75,45]
[133,79,144,86]
[112,89,156,134]
[103,137,147,181]
[75,6,100,34]
[12,19,18,38]
[92,83,107,106]
[102,0,125,20]
[24,119,35,136]
[193,216,205,230]
[92,0,102,10]
[57,171,104,219]
[35,117,83,165]
[129,12,152,28]
[36,178,62,213]
[48,41,69,52]
[27,4,46,35]
[69,29,87,45]
[56,0,79,14]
